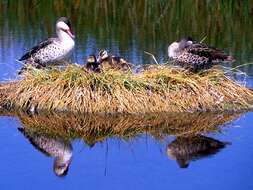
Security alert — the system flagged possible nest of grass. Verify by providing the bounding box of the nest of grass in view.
[1,110,241,145]
[1,64,253,113]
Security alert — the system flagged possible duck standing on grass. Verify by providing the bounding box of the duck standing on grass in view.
[168,37,235,72]
[97,50,132,71]
[19,17,75,69]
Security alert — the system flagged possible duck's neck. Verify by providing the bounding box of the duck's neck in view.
[55,148,72,165]
[56,29,74,45]
[59,153,72,163]
[168,42,180,58]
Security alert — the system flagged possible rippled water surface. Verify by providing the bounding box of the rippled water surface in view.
[0,1,253,189]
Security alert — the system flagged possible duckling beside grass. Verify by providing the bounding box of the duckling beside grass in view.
[85,55,100,72]
[98,50,132,71]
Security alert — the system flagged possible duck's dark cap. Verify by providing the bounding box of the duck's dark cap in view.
[57,17,72,28]
[181,36,193,42]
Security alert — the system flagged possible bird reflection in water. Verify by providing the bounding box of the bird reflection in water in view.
[9,110,239,175]
[167,135,230,168]
[18,127,73,177]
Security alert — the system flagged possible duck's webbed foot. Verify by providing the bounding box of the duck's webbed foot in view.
[18,60,47,75]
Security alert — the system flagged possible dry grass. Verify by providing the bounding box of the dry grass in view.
[1,111,241,144]
[1,64,253,113]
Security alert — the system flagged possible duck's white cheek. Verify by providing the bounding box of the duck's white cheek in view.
[57,21,69,30]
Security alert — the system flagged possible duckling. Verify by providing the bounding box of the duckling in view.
[98,50,132,71]
[168,37,235,72]
[85,54,100,72]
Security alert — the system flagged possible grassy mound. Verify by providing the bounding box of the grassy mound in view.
[3,64,253,113]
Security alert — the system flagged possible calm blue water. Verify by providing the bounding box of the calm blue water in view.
[0,113,253,189]
[1,6,253,190]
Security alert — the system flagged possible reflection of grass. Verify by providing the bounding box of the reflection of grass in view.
[4,65,253,113]
[3,110,241,145]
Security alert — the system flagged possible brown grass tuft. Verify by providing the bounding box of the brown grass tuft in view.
[1,64,253,113]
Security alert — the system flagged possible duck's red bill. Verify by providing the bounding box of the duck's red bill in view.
[66,29,75,39]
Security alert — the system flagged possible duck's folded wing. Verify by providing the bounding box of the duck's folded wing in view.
[189,43,234,61]
[18,128,51,157]
[19,38,55,61]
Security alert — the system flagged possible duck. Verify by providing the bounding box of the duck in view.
[97,49,132,71]
[168,37,235,72]
[167,135,229,168]
[85,54,100,72]
[18,127,73,177]
[19,17,75,68]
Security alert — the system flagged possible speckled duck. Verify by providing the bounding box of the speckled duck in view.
[168,37,235,72]
[19,17,75,68]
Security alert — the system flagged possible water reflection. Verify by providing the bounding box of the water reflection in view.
[167,135,230,168]
[18,127,72,177]
[0,111,241,176]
